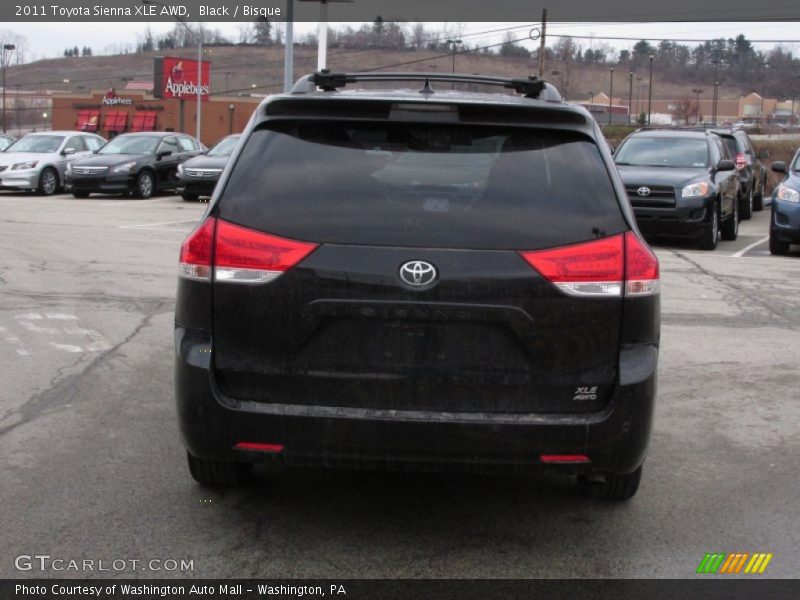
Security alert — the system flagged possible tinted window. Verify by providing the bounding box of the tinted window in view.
[615,136,709,168]
[218,121,626,250]
[83,136,104,151]
[158,137,180,154]
[720,136,738,158]
[178,137,197,152]
[734,132,752,154]
[63,136,85,153]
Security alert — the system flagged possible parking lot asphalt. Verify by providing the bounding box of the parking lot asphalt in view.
[0,191,798,579]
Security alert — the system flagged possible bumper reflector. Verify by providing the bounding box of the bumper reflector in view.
[234,442,285,453]
[540,454,590,464]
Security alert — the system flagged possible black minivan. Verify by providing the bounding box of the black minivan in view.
[175,72,660,500]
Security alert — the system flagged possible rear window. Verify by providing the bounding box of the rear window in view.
[720,136,738,159]
[218,121,625,250]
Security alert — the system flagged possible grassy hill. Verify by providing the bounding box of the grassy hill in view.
[6,44,751,101]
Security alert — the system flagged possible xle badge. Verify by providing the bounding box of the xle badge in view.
[573,386,598,401]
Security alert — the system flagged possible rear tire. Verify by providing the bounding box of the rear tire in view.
[181,192,199,202]
[769,231,790,255]
[698,203,719,250]
[721,197,738,241]
[38,167,59,196]
[187,452,252,486]
[579,465,643,501]
[740,186,753,221]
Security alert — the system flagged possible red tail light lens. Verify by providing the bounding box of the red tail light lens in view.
[178,217,318,284]
[624,232,660,296]
[519,234,624,297]
[519,232,659,297]
[540,454,590,464]
[234,442,285,453]
[735,152,746,170]
[178,217,216,281]
[214,219,318,284]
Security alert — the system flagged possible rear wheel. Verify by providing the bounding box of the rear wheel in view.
[769,231,790,255]
[134,170,155,199]
[579,465,643,501]
[721,197,738,241]
[187,452,253,486]
[740,186,753,221]
[698,203,719,250]
[38,167,58,196]
[181,191,199,202]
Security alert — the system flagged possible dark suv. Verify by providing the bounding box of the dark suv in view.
[175,72,660,500]
[614,130,740,250]
[711,127,768,219]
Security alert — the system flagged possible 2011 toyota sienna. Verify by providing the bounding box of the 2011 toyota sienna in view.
[174,72,661,500]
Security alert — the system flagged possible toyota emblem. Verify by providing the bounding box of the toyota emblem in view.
[399,260,437,287]
[637,186,651,197]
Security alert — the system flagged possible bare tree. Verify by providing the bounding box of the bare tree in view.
[410,23,427,50]
[671,97,699,125]
[237,23,255,44]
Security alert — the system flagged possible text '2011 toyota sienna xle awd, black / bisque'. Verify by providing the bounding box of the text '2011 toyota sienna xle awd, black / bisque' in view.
[174,72,661,501]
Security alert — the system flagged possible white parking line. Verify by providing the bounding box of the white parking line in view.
[732,236,770,258]
[99,198,172,207]
[118,218,199,230]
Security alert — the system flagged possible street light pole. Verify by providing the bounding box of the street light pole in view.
[608,67,614,127]
[647,54,654,126]
[760,62,768,124]
[2,44,15,134]
[446,39,462,74]
[628,70,634,125]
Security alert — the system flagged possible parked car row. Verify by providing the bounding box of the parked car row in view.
[0,130,239,201]
[612,125,769,251]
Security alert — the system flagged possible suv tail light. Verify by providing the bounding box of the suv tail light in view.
[519,232,659,297]
[179,217,318,284]
[735,152,746,171]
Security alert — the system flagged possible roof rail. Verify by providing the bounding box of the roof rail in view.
[291,71,562,102]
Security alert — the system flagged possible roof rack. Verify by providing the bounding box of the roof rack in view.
[291,71,562,102]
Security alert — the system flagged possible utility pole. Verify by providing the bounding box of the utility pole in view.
[537,9,547,78]
[647,54,654,126]
[628,70,634,125]
[608,67,614,127]
[760,61,768,124]
[284,0,294,92]
[693,88,703,124]
[2,44,15,134]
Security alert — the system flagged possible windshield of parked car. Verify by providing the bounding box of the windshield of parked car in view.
[218,121,626,251]
[207,135,240,157]
[615,136,709,168]
[6,135,64,153]
[98,136,160,155]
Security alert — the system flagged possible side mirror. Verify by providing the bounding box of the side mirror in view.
[716,159,736,171]
[62,148,76,156]
[757,150,769,160]
[771,161,787,174]
[157,150,172,160]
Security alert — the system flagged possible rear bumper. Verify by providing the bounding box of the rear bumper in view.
[633,196,714,239]
[175,326,657,475]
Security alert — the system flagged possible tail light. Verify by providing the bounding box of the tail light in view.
[179,217,318,284]
[519,232,659,297]
[735,152,746,171]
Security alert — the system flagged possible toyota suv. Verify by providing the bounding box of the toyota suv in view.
[174,72,661,500]
[614,129,740,250]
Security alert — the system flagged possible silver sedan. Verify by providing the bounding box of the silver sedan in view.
[0,131,106,195]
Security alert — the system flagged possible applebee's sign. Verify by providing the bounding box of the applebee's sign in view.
[153,56,210,102]
[102,88,133,106]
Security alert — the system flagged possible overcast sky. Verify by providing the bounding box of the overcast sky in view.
[6,21,800,61]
